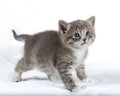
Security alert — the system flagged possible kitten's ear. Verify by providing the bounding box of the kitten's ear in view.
[59,20,69,34]
[86,16,95,26]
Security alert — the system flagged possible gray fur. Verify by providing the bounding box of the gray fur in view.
[12,16,95,92]
[12,29,31,41]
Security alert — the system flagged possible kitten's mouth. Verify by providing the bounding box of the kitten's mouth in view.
[81,42,87,45]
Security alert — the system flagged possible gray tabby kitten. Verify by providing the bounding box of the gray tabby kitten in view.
[12,16,95,92]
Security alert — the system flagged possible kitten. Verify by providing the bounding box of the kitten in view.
[12,16,95,92]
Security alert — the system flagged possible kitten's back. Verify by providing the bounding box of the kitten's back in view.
[25,31,61,65]
[32,31,61,51]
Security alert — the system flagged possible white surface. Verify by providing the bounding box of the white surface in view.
[0,0,120,95]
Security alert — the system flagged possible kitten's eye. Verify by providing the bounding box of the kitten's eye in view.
[74,33,80,37]
[73,33,81,38]
[86,31,92,38]
[72,32,81,40]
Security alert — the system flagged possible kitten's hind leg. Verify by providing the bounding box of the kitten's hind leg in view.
[76,64,87,82]
[12,58,33,82]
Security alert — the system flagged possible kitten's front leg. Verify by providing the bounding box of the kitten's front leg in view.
[56,62,79,92]
[76,64,87,82]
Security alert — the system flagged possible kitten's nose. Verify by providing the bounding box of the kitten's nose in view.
[82,38,86,42]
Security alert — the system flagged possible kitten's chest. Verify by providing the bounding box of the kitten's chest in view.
[73,48,87,65]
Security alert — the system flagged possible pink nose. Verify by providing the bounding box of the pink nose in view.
[83,38,86,42]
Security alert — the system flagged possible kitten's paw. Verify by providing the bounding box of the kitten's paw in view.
[80,78,91,89]
[12,76,22,82]
[71,86,80,92]
[12,72,22,82]
[81,78,89,83]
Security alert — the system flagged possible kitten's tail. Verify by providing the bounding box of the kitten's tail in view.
[12,29,31,42]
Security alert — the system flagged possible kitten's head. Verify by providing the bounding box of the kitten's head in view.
[58,16,95,49]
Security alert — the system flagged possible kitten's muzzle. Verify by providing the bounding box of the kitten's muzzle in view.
[82,38,86,43]
[81,42,87,45]
[81,38,87,45]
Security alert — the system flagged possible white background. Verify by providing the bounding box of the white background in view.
[0,0,120,95]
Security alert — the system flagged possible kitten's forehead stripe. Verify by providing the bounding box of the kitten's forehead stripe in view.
[76,27,80,32]
[70,21,88,32]
[80,21,87,30]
